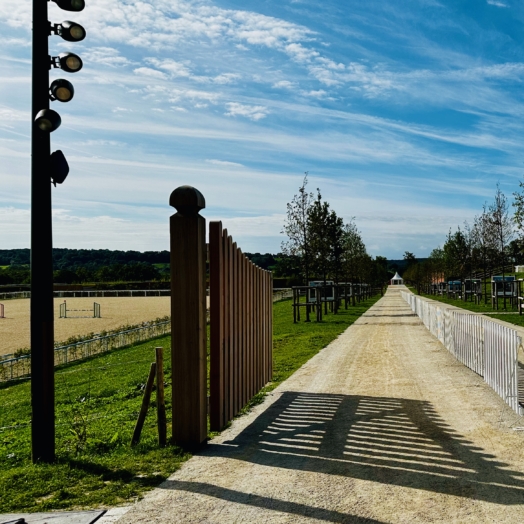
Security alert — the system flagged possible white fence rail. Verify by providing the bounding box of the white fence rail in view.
[0,290,171,300]
[2,288,291,301]
[401,291,523,415]
[0,321,171,382]
[0,291,31,300]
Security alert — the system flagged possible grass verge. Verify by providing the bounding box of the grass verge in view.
[414,291,524,329]
[0,294,381,513]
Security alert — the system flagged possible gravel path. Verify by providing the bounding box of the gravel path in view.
[119,286,524,523]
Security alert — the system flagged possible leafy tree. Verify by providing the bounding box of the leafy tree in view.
[472,205,496,303]
[489,184,513,308]
[281,173,314,284]
[308,189,344,284]
[368,256,389,291]
[443,227,471,280]
[403,251,417,269]
[341,220,367,304]
[53,269,80,284]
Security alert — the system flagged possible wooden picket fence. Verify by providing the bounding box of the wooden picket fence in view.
[209,221,273,431]
[169,186,274,449]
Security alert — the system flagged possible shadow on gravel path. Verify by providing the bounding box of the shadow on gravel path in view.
[160,479,388,523]
[200,392,524,505]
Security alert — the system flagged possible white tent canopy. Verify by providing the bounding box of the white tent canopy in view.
[391,272,403,285]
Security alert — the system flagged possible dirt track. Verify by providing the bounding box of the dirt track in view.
[0,297,171,355]
[119,286,524,523]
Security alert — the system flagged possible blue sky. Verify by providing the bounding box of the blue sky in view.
[1,0,524,259]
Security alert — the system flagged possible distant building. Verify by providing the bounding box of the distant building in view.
[390,272,403,285]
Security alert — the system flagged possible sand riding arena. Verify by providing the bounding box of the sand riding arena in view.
[0,296,171,356]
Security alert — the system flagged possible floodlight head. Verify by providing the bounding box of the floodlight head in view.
[51,0,85,12]
[50,79,74,102]
[57,52,83,72]
[56,20,86,42]
[34,109,61,132]
[50,150,69,186]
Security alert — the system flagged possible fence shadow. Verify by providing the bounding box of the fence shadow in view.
[202,392,524,505]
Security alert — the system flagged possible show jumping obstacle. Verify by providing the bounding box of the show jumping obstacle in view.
[59,300,101,318]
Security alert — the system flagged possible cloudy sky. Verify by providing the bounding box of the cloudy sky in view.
[1,0,524,259]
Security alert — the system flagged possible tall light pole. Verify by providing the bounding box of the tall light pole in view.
[31,0,85,463]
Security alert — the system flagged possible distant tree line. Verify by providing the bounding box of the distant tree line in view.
[278,174,390,287]
[0,248,171,285]
[0,248,170,268]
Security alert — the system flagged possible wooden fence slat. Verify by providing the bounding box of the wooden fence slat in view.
[208,222,275,429]
[254,268,262,391]
[241,253,246,408]
[248,262,253,399]
[209,221,224,431]
[222,229,229,424]
[227,236,234,420]
[233,243,239,416]
[269,271,273,381]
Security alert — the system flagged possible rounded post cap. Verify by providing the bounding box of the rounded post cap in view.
[169,185,205,215]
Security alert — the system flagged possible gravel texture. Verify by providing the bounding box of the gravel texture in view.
[119,286,524,523]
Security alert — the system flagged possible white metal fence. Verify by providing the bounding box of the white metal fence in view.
[0,321,171,382]
[401,291,523,415]
[0,290,170,300]
[0,291,31,300]
[2,289,291,301]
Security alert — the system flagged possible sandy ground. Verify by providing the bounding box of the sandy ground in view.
[0,297,171,356]
[119,286,524,524]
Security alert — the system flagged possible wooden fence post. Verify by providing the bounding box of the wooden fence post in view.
[131,362,157,447]
[169,185,207,450]
[155,347,167,447]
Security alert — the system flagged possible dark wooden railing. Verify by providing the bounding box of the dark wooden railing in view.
[209,221,273,431]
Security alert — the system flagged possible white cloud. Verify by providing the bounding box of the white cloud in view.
[81,139,125,147]
[225,102,269,121]
[0,37,30,47]
[205,159,244,167]
[0,107,27,122]
[82,47,131,67]
[145,58,192,78]
[168,88,220,104]
[272,80,295,89]
[212,73,242,84]
[486,0,508,7]
[304,89,327,98]
[133,67,167,79]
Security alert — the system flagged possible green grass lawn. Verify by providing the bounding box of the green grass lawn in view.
[416,290,510,313]
[415,290,524,328]
[0,294,381,513]
[486,314,524,328]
